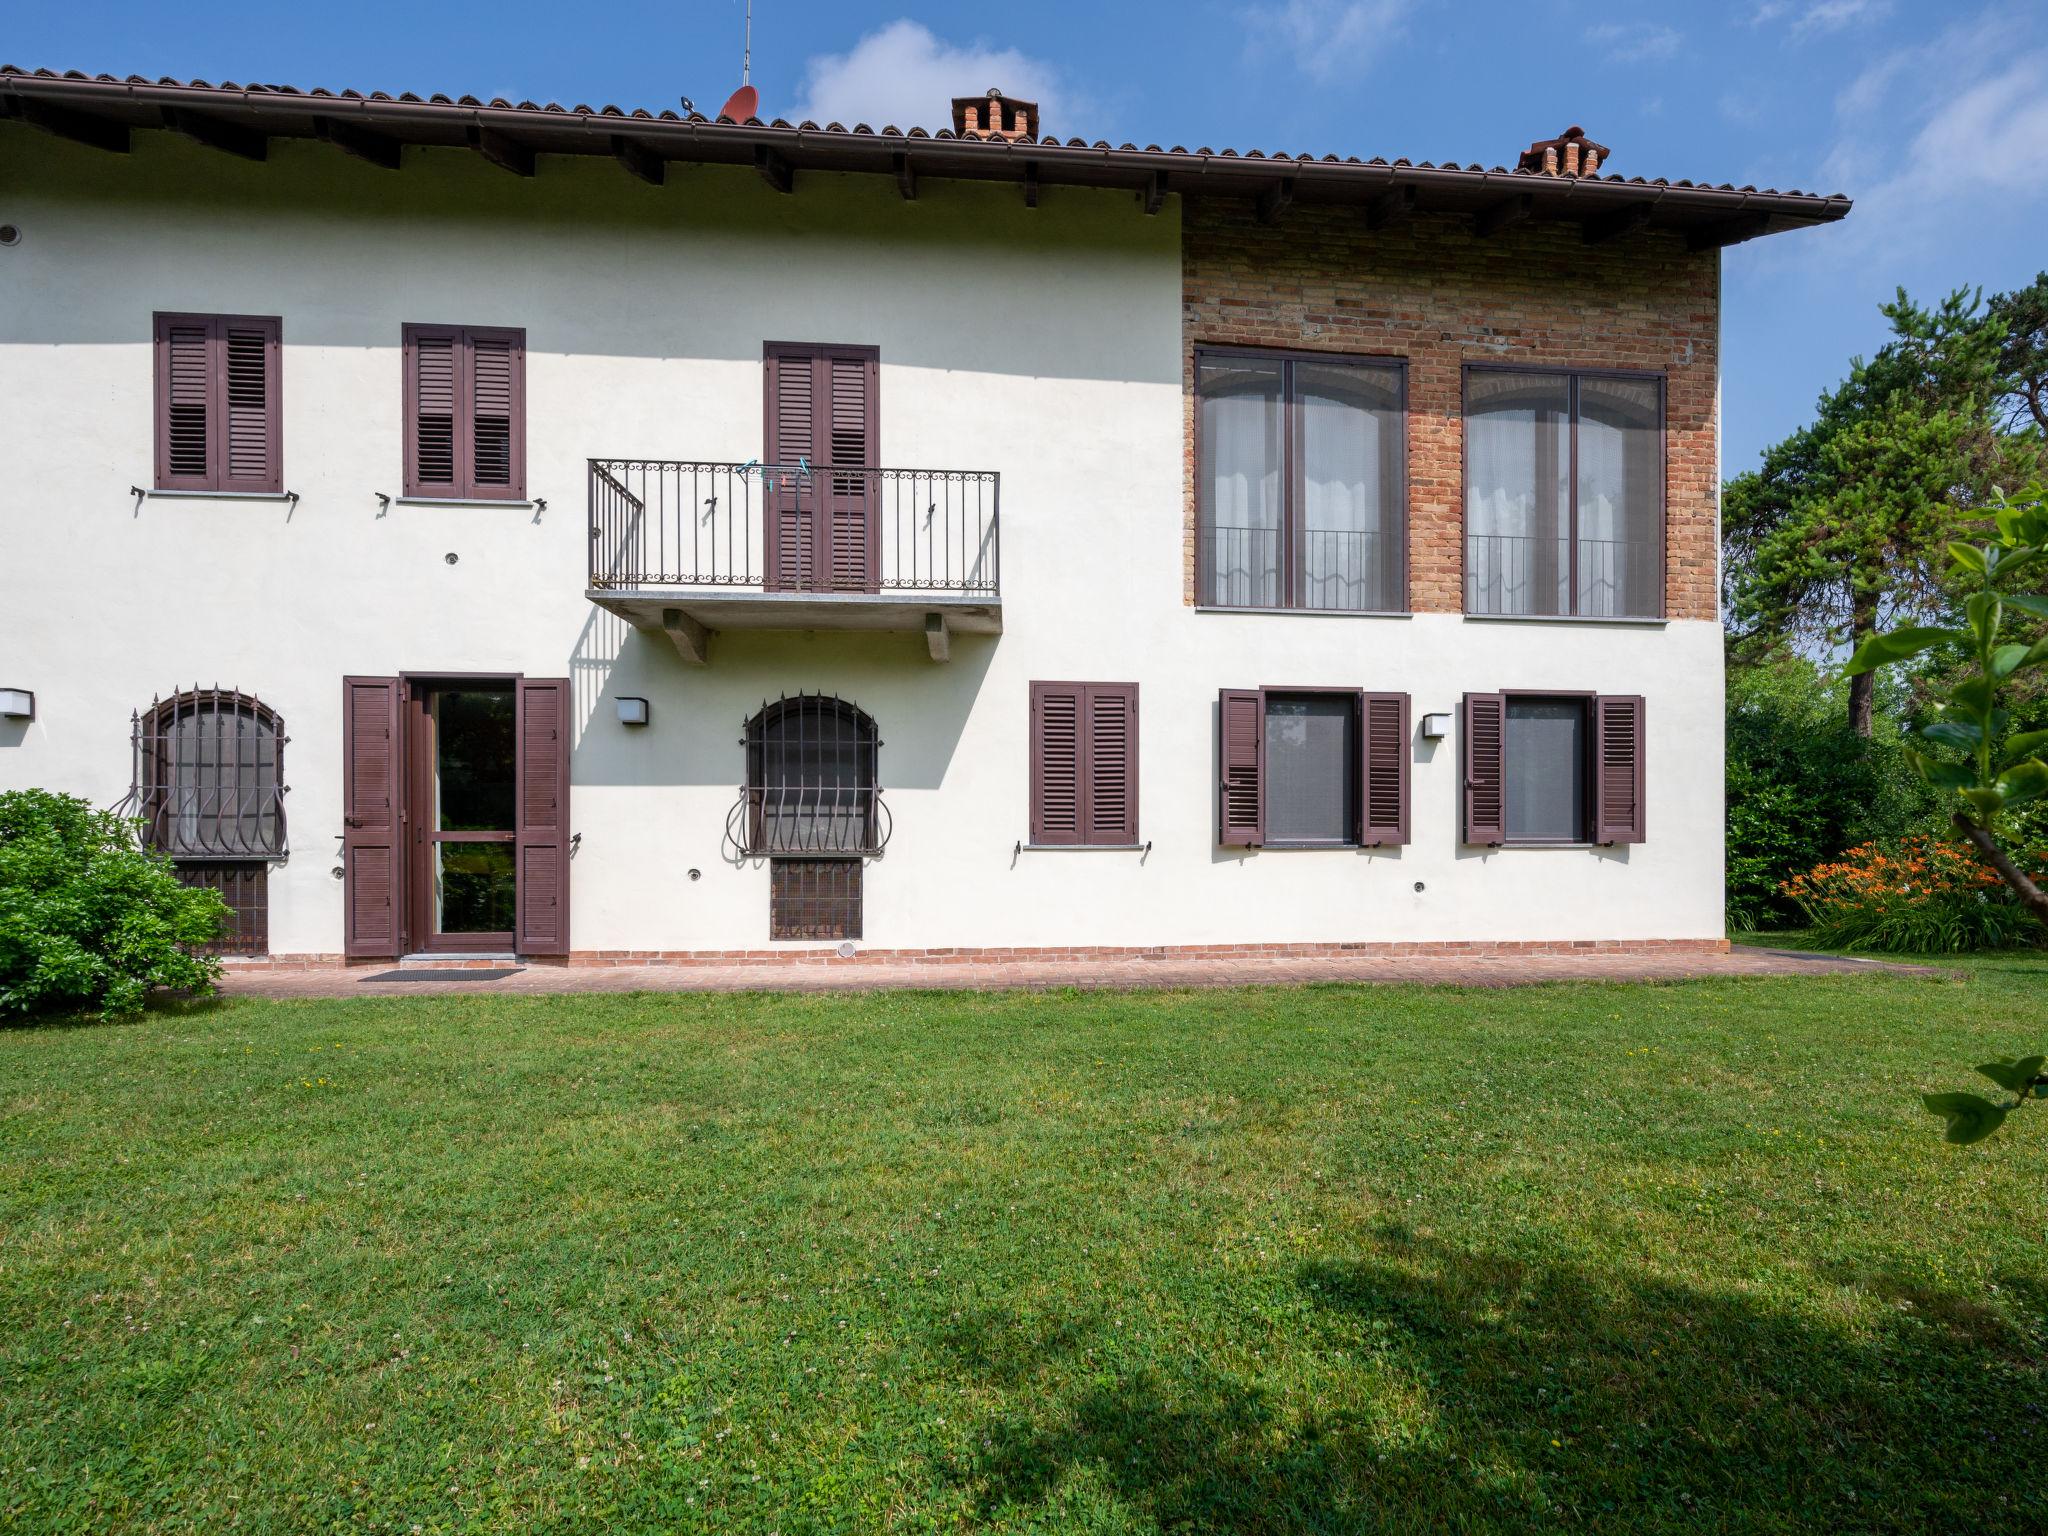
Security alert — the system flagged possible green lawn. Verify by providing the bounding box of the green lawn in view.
[5,960,2048,1533]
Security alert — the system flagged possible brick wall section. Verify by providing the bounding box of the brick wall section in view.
[1182,200,1720,620]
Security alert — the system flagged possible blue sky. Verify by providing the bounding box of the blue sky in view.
[10,0,2044,471]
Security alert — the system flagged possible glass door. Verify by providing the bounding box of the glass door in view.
[407,683,517,950]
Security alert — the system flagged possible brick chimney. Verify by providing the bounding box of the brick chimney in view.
[1517,125,1610,177]
[951,87,1038,141]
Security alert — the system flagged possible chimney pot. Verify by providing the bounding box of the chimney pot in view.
[952,88,1038,141]
[1542,145,1558,175]
[1563,139,1581,176]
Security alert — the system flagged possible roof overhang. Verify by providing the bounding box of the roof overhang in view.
[0,69,1852,250]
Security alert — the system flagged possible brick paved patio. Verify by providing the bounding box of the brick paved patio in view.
[220,944,1936,999]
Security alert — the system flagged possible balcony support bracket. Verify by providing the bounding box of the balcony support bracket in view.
[662,607,711,667]
[924,612,951,663]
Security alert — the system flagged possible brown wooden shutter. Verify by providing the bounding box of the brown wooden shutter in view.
[467,327,525,499]
[220,316,282,493]
[1361,691,1411,845]
[404,324,459,496]
[825,349,879,591]
[1593,694,1646,844]
[1218,688,1264,846]
[1030,682,1083,845]
[515,677,572,954]
[765,343,818,590]
[342,676,404,958]
[155,315,216,490]
[1462,692,1506,846]
[1085,684,1139,845]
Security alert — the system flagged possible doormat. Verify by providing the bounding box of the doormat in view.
[360,968,526,983]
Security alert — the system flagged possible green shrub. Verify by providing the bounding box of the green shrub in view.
[1781,834,2047,953]
[1725,658,1941,927]
[0,789,228,1020]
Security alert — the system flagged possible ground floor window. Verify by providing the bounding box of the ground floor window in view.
[770,858,863,941]
[1462,692,1645,846]
[1264,693,1358,845]
[1216,688,1410,848]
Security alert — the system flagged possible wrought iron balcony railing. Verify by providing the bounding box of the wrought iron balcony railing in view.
[1464,533,1661,620]
[589,459,999,598]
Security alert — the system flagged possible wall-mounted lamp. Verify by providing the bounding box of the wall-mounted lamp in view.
[616,696,650,727]
[1420,711,1453,740]
[0,688,33,720]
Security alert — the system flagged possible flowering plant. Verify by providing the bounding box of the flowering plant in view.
[1780,834,2047,954]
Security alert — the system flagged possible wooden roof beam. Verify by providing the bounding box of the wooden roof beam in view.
[162,105,265,161]
[610,134,664,186]
[1582,202,1655,245]
[755,144,793,193]
[470,126,535,176]
[1474,192,1534,239]
[6,95,129,153]
[1365,183,1416,230]
[313,115,401,169]
[1142,169,1167,215]
[1023,160,1039,209]
[893,151,916,200]
[1256,177,1294,226]
[1687,212,1775,251]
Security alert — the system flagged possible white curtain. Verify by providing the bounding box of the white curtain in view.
[1575,376,1660,617]
[1465,372,1570,615]
[1299,362,1401,611]
[1200,359,1283,606]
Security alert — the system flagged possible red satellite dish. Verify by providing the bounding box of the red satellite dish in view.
[717,84,759,122]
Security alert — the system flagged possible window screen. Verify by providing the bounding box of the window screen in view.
[1264,693,1356,843]
[1505,697,1587,842]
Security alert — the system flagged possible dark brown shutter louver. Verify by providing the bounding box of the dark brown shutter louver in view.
[1361,691,1411,845]
[515,677,572,953]
[1218,688,1264,846]
[1086,684,1139,844]
[341,676,404,958]
[154,313,281,493]
[765,342,879,593]
[1462,692,1507,846]
[1593,694,1646,844]
[1030,682,1139,846]
[404,324,525,499]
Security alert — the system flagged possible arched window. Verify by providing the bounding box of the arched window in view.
[126,688,287,954]
[736,694,884,856]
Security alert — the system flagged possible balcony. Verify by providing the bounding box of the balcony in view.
[1464,533,1661,621]
[587,459,1001,663]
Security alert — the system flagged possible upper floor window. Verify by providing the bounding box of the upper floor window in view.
[152,313,282,493]
[1464,369,1664,620]
[1197,348,1406,613]
[403,324,526,500]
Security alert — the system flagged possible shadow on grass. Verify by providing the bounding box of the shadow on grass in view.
[1,990,227,1032]
[940,1228,2046,1532]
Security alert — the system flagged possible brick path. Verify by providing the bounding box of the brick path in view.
[220,945,1936,1000]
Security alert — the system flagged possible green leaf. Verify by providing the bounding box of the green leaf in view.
[1992,644,2031,681]
[1909,751,1980,789]
[1998,761,2048,808]
[2004,729,2048,765]
[1976,1057,2047,1095]
[1842,627,1964,677]
[2002,592,2048,621]
[1966,591,2003,648]
[1963,786,2007,820]
[1949,542,1989,575]
[1920,719,1983,752]
[1923,1092,2010,1145]
[1952,675,1996,720]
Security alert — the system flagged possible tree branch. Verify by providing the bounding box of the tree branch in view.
[1953,812,2048,931]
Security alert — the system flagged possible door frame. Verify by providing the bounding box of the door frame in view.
[401,671,523,954]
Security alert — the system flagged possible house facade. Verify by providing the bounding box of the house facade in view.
[0,70,1849,964]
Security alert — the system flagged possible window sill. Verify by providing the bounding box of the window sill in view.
[1195,605,1412,619]
[1462,612,1667,628]
[139,487,297,503]
[1016,840,1151,853]
[393,495,538,509]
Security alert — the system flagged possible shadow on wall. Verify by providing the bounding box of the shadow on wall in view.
[569,605,997,791]
[931,1227,2047,1528]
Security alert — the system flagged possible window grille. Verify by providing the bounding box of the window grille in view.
[727,694,889,857]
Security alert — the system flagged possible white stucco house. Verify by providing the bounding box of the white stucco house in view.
[0,69,1849,965]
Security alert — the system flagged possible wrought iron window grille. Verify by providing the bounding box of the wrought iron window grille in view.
[118,686,289,862]
[724,693,891,859]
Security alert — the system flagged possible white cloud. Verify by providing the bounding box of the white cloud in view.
[1793,0,1891,35]
[788,20,1067,134]
[1244,0,1420,84]
[1590,22,1685,62]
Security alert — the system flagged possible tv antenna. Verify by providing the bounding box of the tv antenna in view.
[742,0,752,86]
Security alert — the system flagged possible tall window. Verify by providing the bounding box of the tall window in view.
[402,324,526,500]
[152,313,282,494]
[740,695,884,856]
[126,688,287,954]
[1464,369,1664,619]
[1197,348,1406,612]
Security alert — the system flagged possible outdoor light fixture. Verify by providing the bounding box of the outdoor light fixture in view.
[0,688,33,720]
[616,696,650,727]
[1420,711,1453,739]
